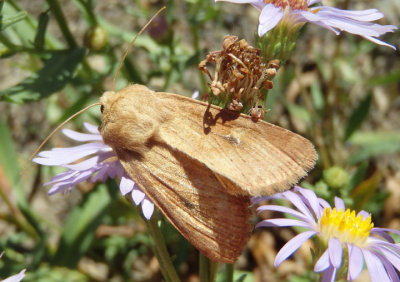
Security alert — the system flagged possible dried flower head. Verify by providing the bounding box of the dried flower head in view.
[199,35,279,120]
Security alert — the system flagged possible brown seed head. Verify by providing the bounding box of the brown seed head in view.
[199,35,280,119]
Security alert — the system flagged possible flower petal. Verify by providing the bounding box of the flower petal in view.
[256,218,311,229]
[2,269,26,282]
[34,143,110,166]
[274,230,316,267]
[315,249,330,272]
[362,249,390,282]
[283,190,315,221]
[361,35,397,50]
[321,265,336,282]
[257,205,311,223]
[374,245,400,272]
[141,198,154,220]
[334,197,345,211]
[131,186,146,205]
[120,175,135,195]
[258,3,284,36]
[328,237,342,268]
[62,128,103,142]
[347,244,364,280]
[294,186,323,219]
[83,122,100,134]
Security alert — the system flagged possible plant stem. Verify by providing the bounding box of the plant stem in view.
[199,253,218,282]
[146,211,180,282]
[225,263,234,282]
[46,0,77,48]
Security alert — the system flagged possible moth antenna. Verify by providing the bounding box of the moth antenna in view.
[26,102,101,167]
[111,6,166,91]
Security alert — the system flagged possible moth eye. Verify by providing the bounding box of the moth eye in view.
[100,105,104,113]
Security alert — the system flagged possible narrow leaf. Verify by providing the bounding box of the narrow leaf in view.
[52,181,116,267]
[344,94,372,141]
[0,48,86,103]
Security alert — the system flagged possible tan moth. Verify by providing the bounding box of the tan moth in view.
[99,84,317,262]
[32,8,317,264]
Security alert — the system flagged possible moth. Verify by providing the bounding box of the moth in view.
[99,84,317,263]
[30,9,317,264]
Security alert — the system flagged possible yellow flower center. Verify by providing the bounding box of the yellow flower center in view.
[264,0,308,11]
[319,207,374,247]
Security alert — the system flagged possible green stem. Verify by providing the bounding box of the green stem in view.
[146,211,180,282]
[225,263,234,282]
[191,25,207,94]
[199,253,218,282]
[46,0,77,48]
[45,0,94,79]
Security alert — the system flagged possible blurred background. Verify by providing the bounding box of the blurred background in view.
[0,0,399,281]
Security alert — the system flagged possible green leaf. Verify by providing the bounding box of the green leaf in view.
[368,68,400,85]
[52,181,117,268]
[345,161,368,193]
[0,48,86,103]
[348,131,400,164]
[0,119,42,238]
[0,119,20,185]
[0,11,27,31]
[286,104,311,124]
[310,81,324,112]
[344,94,372,141]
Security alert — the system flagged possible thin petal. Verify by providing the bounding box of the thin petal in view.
[2,269,26,282]
[362,35,397,50]
[191,90,199,99]
[141,198,154,220]
[371,227,400,243]
[362,249,390,282]
[62,129,103,142]
[321,265,337,282]
[374,245,400,272]
[357,210,370,221]
[63,155,101,171]
[258,4,284,36]
[375,252,400,281]
[131,187,146,205]
[316,7,384,22]
[274,230,316,267]
[328,237,342,268]
[257,205,312,223]
[119,176,135,195]
[283,190,315,221]
[294,186,323,219]
[35,143,110,165]
[256,218,312,229]
[83,122,100,134]
[315,249,330,272]
[347,244,364,280]
[334,197,345,211]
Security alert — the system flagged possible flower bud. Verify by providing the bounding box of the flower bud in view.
[84,26,108,51]
[323,166,349,189]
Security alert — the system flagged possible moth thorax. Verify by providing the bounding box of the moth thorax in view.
[100,89,166,155]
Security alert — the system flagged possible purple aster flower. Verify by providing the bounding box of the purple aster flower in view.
[216,0,398,49]
[0,252,25,282]
[33,122,154,220]
[254,186,400,281]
